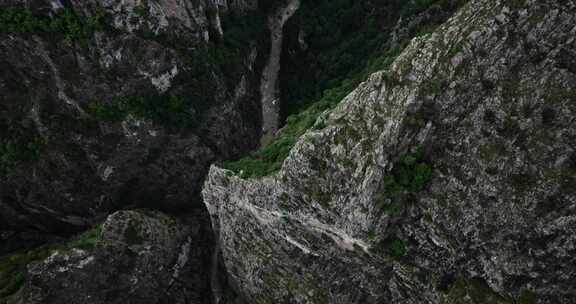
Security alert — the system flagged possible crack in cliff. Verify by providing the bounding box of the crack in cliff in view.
[259,0,300,146]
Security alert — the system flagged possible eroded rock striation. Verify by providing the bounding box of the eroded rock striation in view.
[203,0,576,303]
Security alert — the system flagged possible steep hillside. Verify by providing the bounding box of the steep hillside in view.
[0,0,262,233]
[1,0,575,303]
[204,0,576,303]
[0,0,264,302]
[222,0,467,177]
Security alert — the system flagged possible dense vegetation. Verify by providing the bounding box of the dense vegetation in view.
[0,226,102,303]
[370,151,433,259]
[0,7,104,42]
[382,152,433,197]
[280,0,462,116]
[223,0,465,178]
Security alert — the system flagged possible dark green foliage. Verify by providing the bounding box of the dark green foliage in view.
[372,234,407,259]
[87,95,194,128]
[428,79,443,96]
[280,0,388,116]
[281,0,465,117]
[383,152,433,196]
[0,225,102,301]
[223,0,465,178]
[133,0,151,19]
[222,84,351,178]
[134,9,268,126]
[387,237,407,258]
[0,7,104,42]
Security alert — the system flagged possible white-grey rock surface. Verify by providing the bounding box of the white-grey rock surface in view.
[203,0,576,303]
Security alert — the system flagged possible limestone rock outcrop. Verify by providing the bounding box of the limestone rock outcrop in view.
[203,0,576,303]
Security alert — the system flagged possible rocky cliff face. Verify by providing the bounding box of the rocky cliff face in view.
[203,0,576,303]
[13,210,213,304]
[0,0,261,233]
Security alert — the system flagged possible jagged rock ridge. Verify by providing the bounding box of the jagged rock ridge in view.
[203,0,576,303]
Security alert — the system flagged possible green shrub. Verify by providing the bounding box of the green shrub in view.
[387,237,407,258]
[383,152,433,196]
[372,235,407,259]
[373,152,432,223]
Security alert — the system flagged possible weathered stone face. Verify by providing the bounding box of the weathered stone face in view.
[13,210,213,304]
[203,0,576,303]
[0,0,261,233]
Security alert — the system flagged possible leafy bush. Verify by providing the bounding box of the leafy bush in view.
[0,225,102,301]
[387,237,407,258]
[383,152,433,196]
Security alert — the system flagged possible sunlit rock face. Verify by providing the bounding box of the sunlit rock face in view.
[203,0,576,303]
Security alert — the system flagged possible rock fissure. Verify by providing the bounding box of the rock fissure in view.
[259,0,300,146]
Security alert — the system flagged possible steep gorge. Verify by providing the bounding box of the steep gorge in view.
[1,0,575,303]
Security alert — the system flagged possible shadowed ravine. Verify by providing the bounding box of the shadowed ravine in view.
[259,0,300,146]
